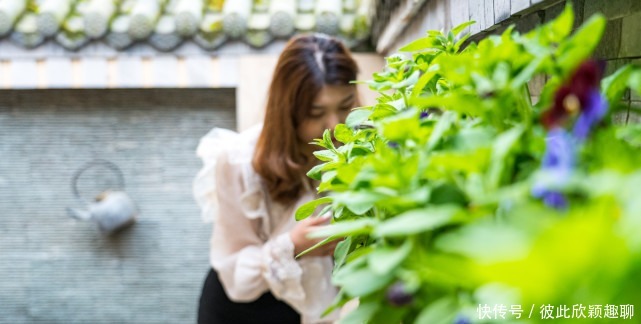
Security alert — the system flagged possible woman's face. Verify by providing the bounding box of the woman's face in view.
[297,85,357,148]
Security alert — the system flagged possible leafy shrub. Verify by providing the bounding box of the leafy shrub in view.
[297,4,641,323]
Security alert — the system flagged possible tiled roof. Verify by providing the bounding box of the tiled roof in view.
[0,0,373,52]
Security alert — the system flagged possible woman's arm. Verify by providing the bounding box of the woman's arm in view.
[210,150,336,303]
[209,149,273,301]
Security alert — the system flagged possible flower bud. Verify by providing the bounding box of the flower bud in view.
[386,282,413,307]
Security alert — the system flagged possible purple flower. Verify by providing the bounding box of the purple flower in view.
[572,90,608,140]
[387,141,400,149]
[386,282,413,307]
[453,314,472,324]
[541,191,568,209]
[419,108,442,120]
[540,128,574,171]
[532,128,574,210]
[542,60,608,139]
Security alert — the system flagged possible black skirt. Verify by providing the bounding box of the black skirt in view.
[198,268,301,324]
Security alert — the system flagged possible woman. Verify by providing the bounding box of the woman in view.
[194,34,359,324]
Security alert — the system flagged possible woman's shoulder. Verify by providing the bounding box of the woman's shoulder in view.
[196,124,262,167]
[193,124,265,223]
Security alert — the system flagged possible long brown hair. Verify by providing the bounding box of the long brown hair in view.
[252,34,359,206]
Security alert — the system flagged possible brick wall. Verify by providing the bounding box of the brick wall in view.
[0,89,235,323]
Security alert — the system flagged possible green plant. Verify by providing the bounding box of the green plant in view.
[296,4,641,324]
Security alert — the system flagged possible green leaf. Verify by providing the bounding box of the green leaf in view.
[306,163,325,181]
[339,300,380,324]
[487,126,524,189]
[334,266,395,297]
[452,127,495,150]
[321,290,350,318]
[602,64,633,104]
[323,129,336,151]
[321,169,337,183]
[333,191,383,215]
[336,156,365,185]
[412,93,484,116]
[629,69,641,96]
[471,72,494,95]
[453,32,472,53]
[427,111,456,150]
[346,109,373,128]
[333,236,352,272]
[511,55,547,90]
[411,69,438,98]
[296,235,339,258]
[451,21,475,37]
[447,30,455,44]
[556,14,606,73]
[295,197,332,221]
[386,97,407,111]
[371,305,409,324]
[434,221,531,263]
[493,62,511,89]
[313,149,337,162]
[429,183,468,206]
[415,297,458,324]
[372,205,462,237]
[368,239,413,275]
[399,36,442,52]
[334,123,354,144]
[427,149,491,176]
[392,70,420,89]
[379,108,421,142]
[333,206,346,219]
[542,3,574,43]
[307,218,378,238]
[371,103,398,120]
[320,160,343,172]
[317,203,334,219]
[343,246,373,267]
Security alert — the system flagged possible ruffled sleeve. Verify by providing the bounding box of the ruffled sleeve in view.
[193,125,261,223]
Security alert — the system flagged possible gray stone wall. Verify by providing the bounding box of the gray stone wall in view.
[384,0,641,124]
[0,89,235,323]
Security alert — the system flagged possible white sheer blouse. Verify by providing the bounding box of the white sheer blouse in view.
[193,125,339,324]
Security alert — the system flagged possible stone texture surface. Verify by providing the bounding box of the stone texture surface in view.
[528,74,548,102]
[594,18,623,60]
[612,110,630,125]
[570,0,585,29]
[584,0,641,20]
[620,11,641,58]
[543,1,565,23]
[627,109,641,124]
[515,11,544,34]
[632,59,641,103]
[0,89,235,323]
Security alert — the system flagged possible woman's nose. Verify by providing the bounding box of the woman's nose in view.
[326,112,340,130]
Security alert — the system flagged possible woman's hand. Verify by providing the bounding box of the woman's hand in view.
[290,214,339,258]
